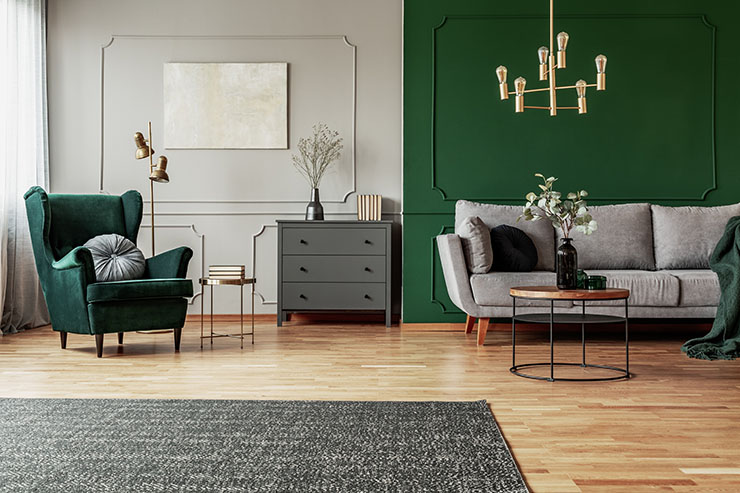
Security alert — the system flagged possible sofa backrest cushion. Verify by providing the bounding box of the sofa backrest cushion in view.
[455,200,554,271]
[652,203,740,269]
[560,203,655,270]
[457,216,493,274]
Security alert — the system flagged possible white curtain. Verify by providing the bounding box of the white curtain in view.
[0,0,49,334]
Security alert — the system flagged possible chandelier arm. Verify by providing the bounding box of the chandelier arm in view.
[556,83,598,91]
[523,106,552,110]
[508,87,550,95]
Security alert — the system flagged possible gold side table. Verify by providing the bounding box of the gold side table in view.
[199,277,256,349]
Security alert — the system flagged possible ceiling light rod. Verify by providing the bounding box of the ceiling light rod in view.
[495,0,607,116]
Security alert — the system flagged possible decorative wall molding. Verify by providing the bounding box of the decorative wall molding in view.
[251,224,278,305]
[100,34,358,204]
[430,14,717,202]
[140,223,205,305]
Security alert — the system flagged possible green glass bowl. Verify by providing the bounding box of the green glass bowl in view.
[587,275,607,290]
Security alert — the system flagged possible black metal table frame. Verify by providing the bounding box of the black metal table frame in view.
[510,295,630,382]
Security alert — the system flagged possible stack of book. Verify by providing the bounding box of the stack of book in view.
[357,194,382,221]
[208,264,245,280]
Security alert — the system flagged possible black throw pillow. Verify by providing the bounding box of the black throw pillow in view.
[490,225,538,272]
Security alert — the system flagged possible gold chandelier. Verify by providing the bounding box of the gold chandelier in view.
[496,0,607,116]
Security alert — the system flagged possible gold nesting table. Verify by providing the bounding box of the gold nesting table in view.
[199,277,256,349]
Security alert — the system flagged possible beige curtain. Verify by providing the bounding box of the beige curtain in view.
[0,0,50,334]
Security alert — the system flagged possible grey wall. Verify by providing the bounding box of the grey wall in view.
[47,0,402,314]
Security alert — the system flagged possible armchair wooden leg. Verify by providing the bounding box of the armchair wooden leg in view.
[477,318,490,346]
[464,315,476,334]
[60,331,67,349]
[174,328,182,352]
[118,332,124,345]
[95,334,104,358]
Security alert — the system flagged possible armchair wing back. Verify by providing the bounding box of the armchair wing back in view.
[24,186,193,357]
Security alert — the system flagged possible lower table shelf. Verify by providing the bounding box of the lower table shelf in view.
[513,313,626,324]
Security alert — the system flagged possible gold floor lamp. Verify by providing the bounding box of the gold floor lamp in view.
[133,121,170,256]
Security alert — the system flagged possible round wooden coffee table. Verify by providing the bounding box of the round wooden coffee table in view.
[509,286,631,382]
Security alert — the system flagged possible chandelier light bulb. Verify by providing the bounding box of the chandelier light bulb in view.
[575,79,587,98]
[595,54,608,91]
[595,54,607,73]
[557,32,569,51]
[538,46,549,80]
[537,46,549,64]
[496,66,509,100]
[557,32,569,68]
[514,77,526,113]
[576,80,588,114]
[514,77,527,95]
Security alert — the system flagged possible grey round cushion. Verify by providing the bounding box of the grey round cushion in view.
[83,234,146,282]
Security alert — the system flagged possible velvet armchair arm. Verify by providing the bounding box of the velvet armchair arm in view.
[145,246,193,279]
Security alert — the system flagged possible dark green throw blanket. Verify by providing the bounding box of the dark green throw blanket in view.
[682,216,740,360]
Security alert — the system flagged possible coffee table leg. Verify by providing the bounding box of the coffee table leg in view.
[625,299,630,378]
[512,297,516,367]
[210,285,214,345]
[549,299,554,382]
[581,300,586,367]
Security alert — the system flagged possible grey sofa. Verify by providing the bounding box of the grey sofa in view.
[438,200,740,345]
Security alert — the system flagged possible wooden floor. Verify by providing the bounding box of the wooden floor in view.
[2,319,740,492]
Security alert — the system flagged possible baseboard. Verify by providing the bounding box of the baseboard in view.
[186,314,276,322]
[186,313,398,324]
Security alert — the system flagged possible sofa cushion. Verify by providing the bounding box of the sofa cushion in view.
[490,225,538,272]
[457,216,493,273]
[560,203,655,270]
[663,270,720,307]
[585,270,679,307]
[652,203,740,269]
[456,200,554,271]
[87,278,193,303]
[469,272,573,307]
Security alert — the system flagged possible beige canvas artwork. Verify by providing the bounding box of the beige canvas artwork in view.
[163,62,288,149]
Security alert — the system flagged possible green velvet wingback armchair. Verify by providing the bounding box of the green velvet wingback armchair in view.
[24,187,194,357]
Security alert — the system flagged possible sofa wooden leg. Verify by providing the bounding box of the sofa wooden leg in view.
[477,318,490,346]
[60,331,67,349]
[118,332,124,345]
[464,315,476,334]
[95,334,104,358]
[174,328,182,352]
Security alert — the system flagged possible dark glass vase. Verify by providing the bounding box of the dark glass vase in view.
[305,188,324,220]
[556,237,578,289]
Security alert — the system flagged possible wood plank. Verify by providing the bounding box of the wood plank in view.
[1,321,739,492]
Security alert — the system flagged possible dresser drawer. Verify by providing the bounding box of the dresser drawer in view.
[282,227,386,255]
[283,256,386,283]
[282,283,386,310]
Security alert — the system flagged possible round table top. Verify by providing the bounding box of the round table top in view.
[510,286,630,300]
[200,277,256,286]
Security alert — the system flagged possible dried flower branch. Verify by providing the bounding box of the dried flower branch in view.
[291,123,343,189]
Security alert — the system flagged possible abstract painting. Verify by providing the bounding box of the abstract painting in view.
[163,62,288,149]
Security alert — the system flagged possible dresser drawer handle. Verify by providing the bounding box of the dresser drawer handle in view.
[364,294,371,300]
[299,267,307,272]
[364,267,372,272]
[299,239,307,244]
[364,239,372,245]
[299,294,307,299]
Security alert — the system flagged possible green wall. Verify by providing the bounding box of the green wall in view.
[403,0,740,323]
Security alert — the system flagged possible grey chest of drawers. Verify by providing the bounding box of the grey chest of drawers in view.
[277,220,399,327]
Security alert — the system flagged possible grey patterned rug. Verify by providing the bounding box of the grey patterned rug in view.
[0,399,527,492]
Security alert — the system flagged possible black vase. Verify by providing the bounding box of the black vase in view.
[305,188,324,221]
[556,237,578,289]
